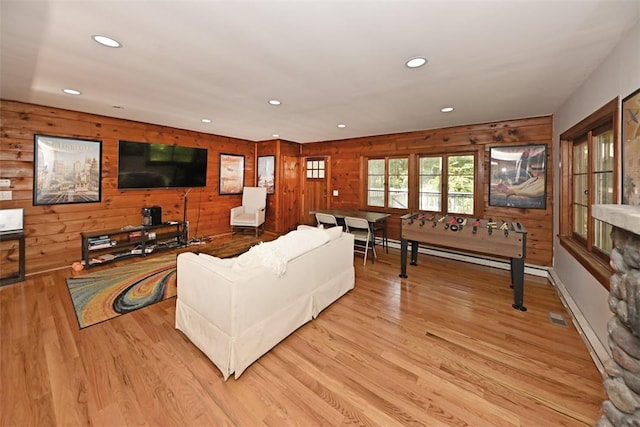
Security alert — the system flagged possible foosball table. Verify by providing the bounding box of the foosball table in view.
[399,212,528,311]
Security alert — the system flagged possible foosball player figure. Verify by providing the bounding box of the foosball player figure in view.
[500,221,509,236]
[444,216,457,230]
[472,218,481,234]
[487,220,497,235]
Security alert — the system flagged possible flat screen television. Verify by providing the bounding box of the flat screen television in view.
[118,140,208,189]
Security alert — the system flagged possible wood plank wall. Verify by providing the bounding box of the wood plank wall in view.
[300,116,554,266]
[1,100,553,276]
[0,100,256,275]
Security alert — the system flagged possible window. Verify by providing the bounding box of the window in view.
[447,155,475,214]
[560,98,618,287]
[419,154,475,215]
[366,157,409,209]
[306,159,325,179]
[418,157,442,211]
[366,154,475,214]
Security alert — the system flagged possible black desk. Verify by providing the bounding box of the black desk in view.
[0,231,25,286]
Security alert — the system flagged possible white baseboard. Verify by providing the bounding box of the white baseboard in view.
[547,269,608,376]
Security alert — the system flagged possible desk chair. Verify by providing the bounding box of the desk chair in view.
[344,216,376,265]
[315,212,339,228]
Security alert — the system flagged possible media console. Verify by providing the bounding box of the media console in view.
[81,222,186,268]
[399,213,528,311]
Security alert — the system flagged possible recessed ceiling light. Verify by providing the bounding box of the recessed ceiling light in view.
[92,35,122,48]
[405,56,427,68]
[337,124,346,129]
[441,106,454,113]
[112,105,123,109]
[268,99,281,106]
[272,133,280,138]
[201,118,212,123]
[62,88,82,95]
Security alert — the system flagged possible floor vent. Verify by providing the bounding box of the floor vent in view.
[548,312,568,327]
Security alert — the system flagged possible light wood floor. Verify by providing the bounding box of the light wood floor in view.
[1,237,605,426]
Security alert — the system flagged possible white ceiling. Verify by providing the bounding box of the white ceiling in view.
[1,1,639,144]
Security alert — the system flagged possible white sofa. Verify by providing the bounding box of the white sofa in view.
[175,226,355,380]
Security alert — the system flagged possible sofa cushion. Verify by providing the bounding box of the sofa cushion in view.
[325,225,342,241]
[297,224,342,241]
[233,228,330,276]
[272,228,330,260]
[198,253,236,268]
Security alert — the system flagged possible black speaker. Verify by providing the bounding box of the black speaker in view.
[150,206,162,225]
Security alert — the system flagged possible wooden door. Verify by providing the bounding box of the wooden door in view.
[281,155,300,232]
[303,157,330,225]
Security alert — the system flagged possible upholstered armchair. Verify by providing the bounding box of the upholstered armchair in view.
[230,187,267,236]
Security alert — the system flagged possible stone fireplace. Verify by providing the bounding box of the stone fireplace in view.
[593,205,640,426]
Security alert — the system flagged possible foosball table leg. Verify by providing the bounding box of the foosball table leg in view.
[510,257,527,311]
[399,239,408,278]
[410,240,418,266]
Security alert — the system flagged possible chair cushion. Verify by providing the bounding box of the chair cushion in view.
[232,212,259,226]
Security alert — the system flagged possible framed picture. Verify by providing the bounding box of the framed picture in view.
[257,155,276,194]
[219,153,245,195]
[489,144,547,209]
[33,134,102,205]
[622,88,640,206]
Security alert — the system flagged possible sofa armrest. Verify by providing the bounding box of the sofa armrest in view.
[177,252,249,335]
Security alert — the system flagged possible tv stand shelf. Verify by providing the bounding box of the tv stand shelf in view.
[81,222,186,268]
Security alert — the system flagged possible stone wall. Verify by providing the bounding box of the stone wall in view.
[599,227,640,426]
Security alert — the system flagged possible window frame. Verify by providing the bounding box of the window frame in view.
[418,152,477,216]
[363,151,478,217]
[559,98,618,289]
[364,155,410,210]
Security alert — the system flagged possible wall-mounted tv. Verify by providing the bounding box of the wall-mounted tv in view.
[118,140,208,189]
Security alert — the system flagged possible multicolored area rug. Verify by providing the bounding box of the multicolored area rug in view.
[66,234,266,329]
[67,254,177,328]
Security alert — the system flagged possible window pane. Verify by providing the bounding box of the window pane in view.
[594,130,614,172]
[573,174,588,205]
[420,157,441,174]
[573,204,587,239]
[368,159,385,174]
[367,159,385,207]
[595,172,614,204]
[388,158,408,209]
[419,157,442,211]
[594,219,613,255]
[448,155,474,214]
[573,140,587,173]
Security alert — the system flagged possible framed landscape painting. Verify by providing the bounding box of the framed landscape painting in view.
[219,153,245,195]
[33,134,102,205]
[488,144,547,209]
[257,155,275,194]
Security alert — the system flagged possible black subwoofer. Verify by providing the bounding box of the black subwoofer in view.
[150,206,162,225]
